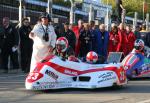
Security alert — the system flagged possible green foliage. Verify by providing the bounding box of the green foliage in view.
[102,0,150,19]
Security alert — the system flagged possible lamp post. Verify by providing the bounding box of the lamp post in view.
[143,0,146,22]
[106,0,109,31]
[89,4,94,23]
[70,0,74,24]
[47,0,53,20]
[19,0,22,27]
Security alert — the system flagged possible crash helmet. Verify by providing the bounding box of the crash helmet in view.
[56,37,68,53]
[40,12,51,22]
[134,39,145,51]
[86,51,98,64]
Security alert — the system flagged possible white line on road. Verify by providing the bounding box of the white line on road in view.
[137,99,150,103]
[0,74,27,79]
[0,81,24,84]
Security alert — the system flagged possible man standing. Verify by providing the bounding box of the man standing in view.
[79,23,92,58]
[97,24,109,60]
[1,17,19,73]
[19,18,33,73]
[63,22,76,51]
[126,25,136,54]
[29,12,56,72]
[89,20,98,53]
[72,19,84,56]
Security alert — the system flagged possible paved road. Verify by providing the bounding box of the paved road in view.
[0,73,150,103]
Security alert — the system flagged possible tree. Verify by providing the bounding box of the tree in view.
[101,0,150,19]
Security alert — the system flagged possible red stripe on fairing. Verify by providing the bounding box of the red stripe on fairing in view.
[130,58,139,68]
[44,62,118,76]
[124,54,134,66]
[34,62,126,83]
[137,70,150,77]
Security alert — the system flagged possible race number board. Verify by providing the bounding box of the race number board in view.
[107,52,123,63]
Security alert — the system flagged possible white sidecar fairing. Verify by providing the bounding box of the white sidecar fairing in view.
[25,55,127,90]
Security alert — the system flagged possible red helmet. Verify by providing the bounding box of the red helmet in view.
[86,51,98,64]
[56,37,68,53]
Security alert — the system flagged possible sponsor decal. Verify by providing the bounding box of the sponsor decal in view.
[98,72,113,78]
[98,72,116,83]
[98,76,116,83]
[45,70,58,80]
[64,69,78,76]
[140,64,150,73]
[33,81,72,90]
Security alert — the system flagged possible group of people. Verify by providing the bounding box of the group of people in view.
[0,17,33,73]
[0,12,149,73]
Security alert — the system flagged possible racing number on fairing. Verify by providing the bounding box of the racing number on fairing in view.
[27,73,39,80]
[120,71,125,81]
[27,73,43,83]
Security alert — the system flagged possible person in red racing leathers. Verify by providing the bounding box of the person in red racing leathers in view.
[72,19,84,56]
[117,23,128,56]
[55,37,78,62]
[126,25,136,54]
[109,25,120,52]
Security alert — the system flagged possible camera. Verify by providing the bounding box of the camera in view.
[43,32,49,42]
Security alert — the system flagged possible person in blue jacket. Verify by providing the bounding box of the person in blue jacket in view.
[97,24,109,61]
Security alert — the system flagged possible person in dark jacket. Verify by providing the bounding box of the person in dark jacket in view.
[19,18,33,73]
[97,24,109,60]
[79,23,92,58]
[1,17,19,73]
[0,26,5,69]
[89,20,99,53]
[63,22,76,51]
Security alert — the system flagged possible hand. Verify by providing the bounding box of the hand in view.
[29,32,34,39]
[48,45,53,52]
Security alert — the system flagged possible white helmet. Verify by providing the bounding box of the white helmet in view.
[134,39,144,51]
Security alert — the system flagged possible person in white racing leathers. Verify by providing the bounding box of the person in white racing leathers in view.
[29,12,57,72]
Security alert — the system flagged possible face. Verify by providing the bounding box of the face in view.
[56,44,65,53]
[64,25,69,30]
[126,26,131,32]
[23,20,30,26]
[69,24,73,30]
[78,20,83,28]
[3,17,9,27]
[113,27,118,33]
[41,17,49,25]
[119,23,124,30]
[99,24,105,32]
[136,27,140,31]
[84,24,89,30]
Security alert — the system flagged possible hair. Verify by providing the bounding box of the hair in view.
[90,20,95,25]
[3,17,9,21]
[22,17,29,23]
